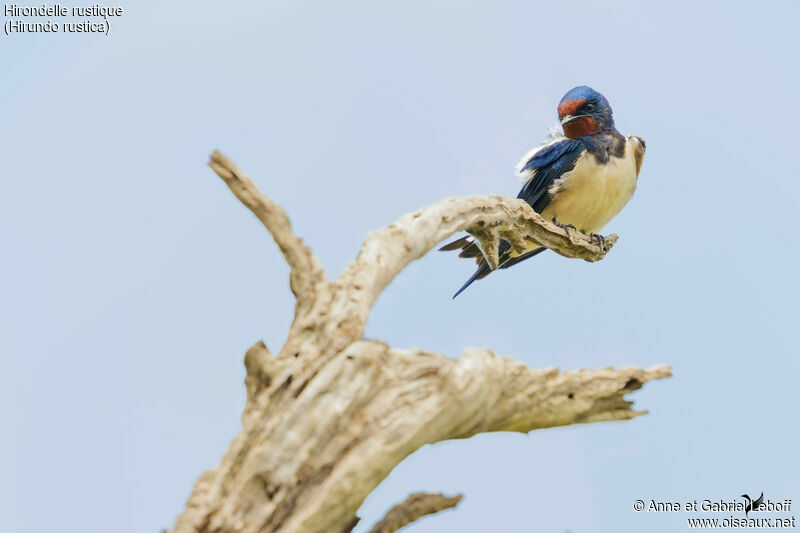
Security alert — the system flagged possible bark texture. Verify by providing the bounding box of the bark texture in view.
[170,151,671,533]
[368,492,463,533]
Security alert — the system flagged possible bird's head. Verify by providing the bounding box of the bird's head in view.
[557,86,615,139]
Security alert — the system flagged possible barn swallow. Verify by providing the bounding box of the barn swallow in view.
[441,86,645,298]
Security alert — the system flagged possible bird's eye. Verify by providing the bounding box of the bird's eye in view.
[584,103,596,113]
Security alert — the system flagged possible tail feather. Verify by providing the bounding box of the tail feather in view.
[452,261,492,298]
[439,236,483,259]
[452,246,547,298]
[438,236,471,251]
[458,243,483,259]
[445,232,549,298]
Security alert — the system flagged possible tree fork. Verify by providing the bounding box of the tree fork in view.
[169,151,671,533]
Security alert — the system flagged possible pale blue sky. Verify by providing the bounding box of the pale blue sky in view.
[2,1,799,532]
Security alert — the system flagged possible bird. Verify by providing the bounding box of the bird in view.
[440,85,646,298]
[741,492,764,517]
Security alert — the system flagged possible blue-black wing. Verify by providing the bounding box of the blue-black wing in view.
[441,137,584,260]
[443,138,585,297]
[516,138,585,212]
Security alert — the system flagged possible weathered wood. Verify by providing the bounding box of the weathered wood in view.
[168,152,671,533]
[368,492,463,533]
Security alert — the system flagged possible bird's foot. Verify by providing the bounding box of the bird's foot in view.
[589,233,606,247]
[552,217,576,236]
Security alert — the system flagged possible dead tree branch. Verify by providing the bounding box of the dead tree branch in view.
[368,492,463,533]
[168,152,671,533]
[209,151,328,312]
[336,194,617,342]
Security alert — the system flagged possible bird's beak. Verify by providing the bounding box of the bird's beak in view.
[561,114,588,125]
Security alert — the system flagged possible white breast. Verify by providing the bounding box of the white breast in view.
[540,136,640,234]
